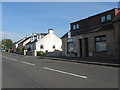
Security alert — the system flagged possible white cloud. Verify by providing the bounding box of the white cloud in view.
[0,31,27,42]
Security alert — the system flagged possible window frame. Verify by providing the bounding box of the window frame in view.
[95,35,107,52]
[67,42,74,53]
[40,44,44,49]
[53,45,55,49]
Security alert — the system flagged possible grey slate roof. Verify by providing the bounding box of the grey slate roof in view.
[61,22,113,38]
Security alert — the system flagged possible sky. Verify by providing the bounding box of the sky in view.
[2,2,118,42]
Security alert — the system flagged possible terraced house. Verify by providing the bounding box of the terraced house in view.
[61,8,120,60]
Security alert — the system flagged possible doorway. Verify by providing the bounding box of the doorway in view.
[79,39,82,57]
[84,38,89,57]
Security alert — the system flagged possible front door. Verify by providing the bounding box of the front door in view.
[79,39,82,57]
[84,38,89,57]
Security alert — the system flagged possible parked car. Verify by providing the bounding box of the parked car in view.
[0,49,6,52]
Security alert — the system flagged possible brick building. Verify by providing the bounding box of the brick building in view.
[61,8,120,60]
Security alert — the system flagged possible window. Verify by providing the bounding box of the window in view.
[30,37,33,42]
[45,50,48,52]
[53,45,55,49]
[67,42,74,53]
[101,14,112,23]
[40,45,44,49]
[95,36,107,52]
[34,36,37,40]
[37,35,40,40]
[106,14,112,21]
[76,24,79,29]
[73,25,76,30]
[41,35,44,39]
[101,16,105,22]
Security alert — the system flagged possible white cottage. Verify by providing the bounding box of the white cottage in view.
[36,29,62,52]
[25,29,62,56]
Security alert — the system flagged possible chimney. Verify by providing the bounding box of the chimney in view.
[48,29,54,34]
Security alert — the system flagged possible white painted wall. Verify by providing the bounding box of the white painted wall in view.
[36,30,62,52]
[23,38,30,46]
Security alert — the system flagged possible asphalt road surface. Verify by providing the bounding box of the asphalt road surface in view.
[1,52,119,88]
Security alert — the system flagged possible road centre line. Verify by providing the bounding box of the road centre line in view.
[2,56,35,66]
[20,61,35,66]
[10,58,18,61]
[43,67,87,79]
[5,57,9,59]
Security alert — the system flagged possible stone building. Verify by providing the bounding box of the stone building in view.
[61,8,120,60]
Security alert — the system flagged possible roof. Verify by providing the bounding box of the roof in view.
[19,36,31,44]
[61,22,113,38]
[32,33,48,36]
[13,38,25,44]
[26,39,37,45]
[112,12,120,22]
[71,8,120,24]
[61,8,119,39]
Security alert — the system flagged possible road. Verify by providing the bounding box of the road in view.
[1,52,119,88]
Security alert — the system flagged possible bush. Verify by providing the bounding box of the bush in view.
[19,47,24,51]
[37,51,45,56]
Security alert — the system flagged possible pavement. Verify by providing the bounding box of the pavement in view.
[37,56,119,67]
[1,52,119,88]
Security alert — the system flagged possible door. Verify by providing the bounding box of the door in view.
[79,39,82,57]
[84,38,89,57]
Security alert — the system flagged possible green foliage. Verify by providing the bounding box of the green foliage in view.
[0,39,13,49]
[0,41,2,49]
[19,47,24,51]
[37,51,45,56]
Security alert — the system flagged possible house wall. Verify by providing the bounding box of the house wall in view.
[18,38,30,48]
[62,9,120,60]
[62,28,116,60]
[113,19,120,60]
[23,38,30,47]
[36,31,62,52]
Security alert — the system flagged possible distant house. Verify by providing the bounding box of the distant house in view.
[12,36,30,50]
[17,36,31,49]
[25,29,62,56]
[61,8,120,60]
[25,33,48,52]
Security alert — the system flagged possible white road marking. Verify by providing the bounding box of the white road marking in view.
[10,58,18,61]
[2,56,35,66]
[20,61,35,66]
[4,57,9,59]
[43,67,87,79]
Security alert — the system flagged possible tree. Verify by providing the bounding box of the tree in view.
[0,41,2,49]
[0,39,13,49]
